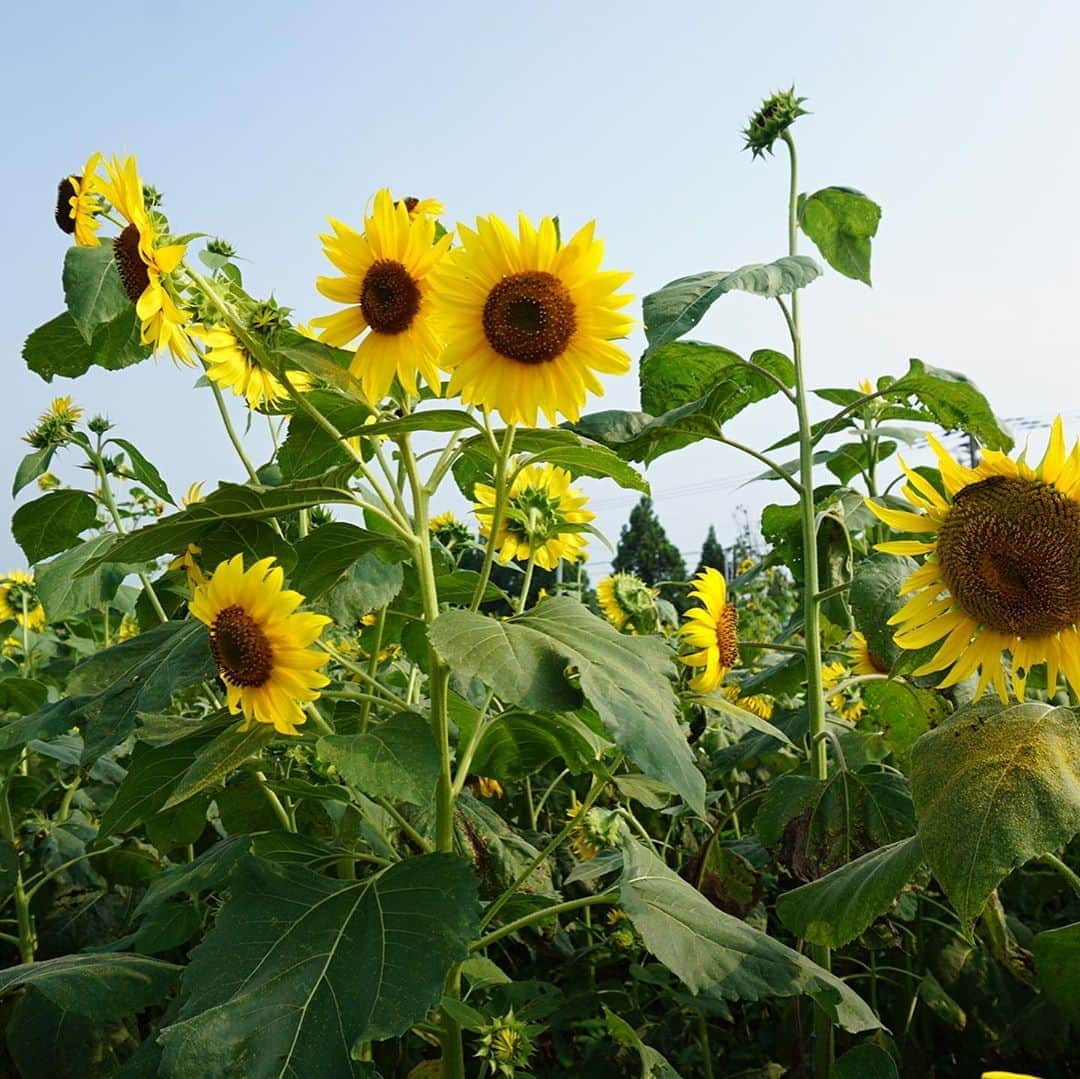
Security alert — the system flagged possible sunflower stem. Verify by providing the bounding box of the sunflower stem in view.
[1041,852,1080,897]
[255,771,294,833]
[471,892,618,951]
[470,421,517,611]
[0,779,34,963]
[781,128,834,1079]
[358,607,388,734]
[516,551,538,614]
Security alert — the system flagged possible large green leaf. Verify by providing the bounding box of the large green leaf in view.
[643,256,822,348]
[849,555,918,672]
[159,853,479,1078]
[81,470,360,568]
[12,490,99,563]
[604,1007,680,1078]
[0,697,84,751]
[619,839,878,1032]
[466,710,609,780]
[34,534,128,621]
[428,597,705,814]
[22,309,151,382]
[290,522,410,600]
[879,359,1012,452]
[110,438,175,504]
[162,724,275,809]
[68,619,216,758]
[134,834,252,917]
[277,390,371,480]
[325,552,404,624]
[775,834,924,947]
[1034,921,1080,1024]
[639,340,744,414]
[0,954,180,1020]
[62,244,131,341]
[798,186,881,285]
[861,681,945,768]
[12,445,54,498]
[317,712,440,806]
[910,701,1080,931]
[268,331,366,398]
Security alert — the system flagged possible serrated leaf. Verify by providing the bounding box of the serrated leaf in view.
[428,597,705,814]
[639,340,745,415]
[34,534,128,621]
[12,490,99,563]
[290,522,410,600]
[776,834,924,947]
[619,838,879,1032]
[326,552,404,624]
[910,701,1080,932]
[158,854,479,1078]
[135,834,252,917]
[163,724,275,809]
[799,186,881,285]
[643,256,822,348]
[317,712,440,805]
[22,309,151,383]
[110,438,174,504]
[62,244,131,341]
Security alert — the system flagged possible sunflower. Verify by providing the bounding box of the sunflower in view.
[722,682,775,720]
[431,213,634,426]
[597,573,657,634]
[100,155,193,366]
[679,568,739,694]
[848,630,887,676]
[24,395,84,449]
[55,152,104,247]
[196,326,311,409]
[868,418,1080,701]
[0,571,46,632]
[473,462,593,570]
[189,555,331,735]
[401,196,444,219]
[821,660,865,722]
[311,188,451,404]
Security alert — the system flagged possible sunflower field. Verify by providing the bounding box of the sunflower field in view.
[2,89,1078,1078]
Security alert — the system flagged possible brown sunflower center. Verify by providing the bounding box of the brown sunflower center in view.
[937,475,1080,638]
[210,604,274,688]
[482,271,576,365]
[359,259,421,335]
[55,177,79,234]
[715,603,740,668]
[114,224,151,303]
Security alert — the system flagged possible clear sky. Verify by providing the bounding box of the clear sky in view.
[4,1,1078,573]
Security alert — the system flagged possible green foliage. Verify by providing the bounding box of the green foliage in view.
[1034,922,1080,1024]
[22,309,150,381]
[798,186,881,285]
[694,524,727,578]
[911,702,1080,931]
[13,490,99,563]
[611,496,687,604]
[62,244,131,341]
[34,535,128,621]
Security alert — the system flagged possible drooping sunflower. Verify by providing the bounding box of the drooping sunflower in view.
[679,568,739,694]
[821,660,865,722]
[847,630,887,676]
[311,188,451,404]
[431,213,634,426]
[195,326,311,409]
[189,555,331,735]
[722,682,775,720]
[0,571,46,632]
[867,418,1080,700]
[55,152,104,247]
[401,196,444,219]
[473,462,593,570]
[100,155,193,366]
[597,573,657,634]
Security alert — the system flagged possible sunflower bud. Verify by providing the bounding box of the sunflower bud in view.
[23,396,85,448]
[249,297,291,344]
[142,184,163,209]
[475,1011,536,1078]
[742,87,808,158]
[206,237,237,258]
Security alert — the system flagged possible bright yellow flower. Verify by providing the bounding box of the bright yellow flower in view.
[473,462,593,570]
[679,568,738,694]
[868,417,1080,701]
[55,153,104,247]
[311,188,451,404]
[182,482,204,507]
[401,196,444,219]
[821,660,865,722]
[473,776,504,799]
[848,631,887,676]
[117,615,139,641]
[431,213,633,426]
[858,378,874,395]
[189,555,331,735]
[101,155,193,366]
[0,571,46,632]
[196,326,311,409]
[722,683,775,720]
[597,573,656,634]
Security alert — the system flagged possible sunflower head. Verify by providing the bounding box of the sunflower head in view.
[311,188,451,405]
[473,462,594,571]
[0,571,46,632]
[722,682,775,720]
[431,213,633,426]
[196,325,310,410]
[868,418,1080,701]
[189,555,331,734]
[821,660,865,722]
[24,396,84,448]
[55,153,104,247]
[429,511,473,552]
[475,1011,535,1078]
[742,87,808,158]
[848,630,888,676]
[597,573,658,634]
[400,196,444,219]
[679,568,739,695]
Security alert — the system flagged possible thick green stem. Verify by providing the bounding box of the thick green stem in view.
[472,892,617,950]
[782,129,833,1078]
[255,771,294,833]
[470,422,516,611]
[0,783,34,963]
[1042,852,1080,897]
[516,551,538,615]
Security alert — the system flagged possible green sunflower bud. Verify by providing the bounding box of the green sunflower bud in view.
[742,87,808,158]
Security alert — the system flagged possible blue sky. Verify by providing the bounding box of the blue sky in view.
[4,1,1078,573]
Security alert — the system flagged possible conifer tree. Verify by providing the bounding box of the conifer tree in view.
[611,496,687,605]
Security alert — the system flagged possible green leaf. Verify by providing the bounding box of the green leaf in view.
[467,711,608,780]
[12,490,99,563]
[643,256,822,348]
[62,244,131,341]
[34,534,127,621]
[82,471,360,568]
[1034,921,1080,1024]
[163,724,275,809]
[194,518,297,575]
[269,331,368,398]
[0,954,180,1020]
[278,390,371,480]
[861,681,945,768]
[849,555,918,672]
[775,835,924,947]
[604,1007,680,1078]
[158,854,479,1078]
[640,340,745,414]
[428,597,705,815]
[619,838,879,1032]
[0,697,84,751]
[910,701,1080,931]
[326,552,404,624]
[134,835,252,917]
[696,691,794,747]
[799,186,881,285]
[12,445,54,497]
[22,309,151,382]
[881,359,1012,452]
[69,619,216,758]
[0,678,48,716]
[290,522,410,600]
[832,1043,899,1079]
[317,712,440,806]
[110,438,175,504]
[343,408,483,438]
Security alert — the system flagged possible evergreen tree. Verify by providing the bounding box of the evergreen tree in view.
[611,497,687,606]
[694,524,727,579]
